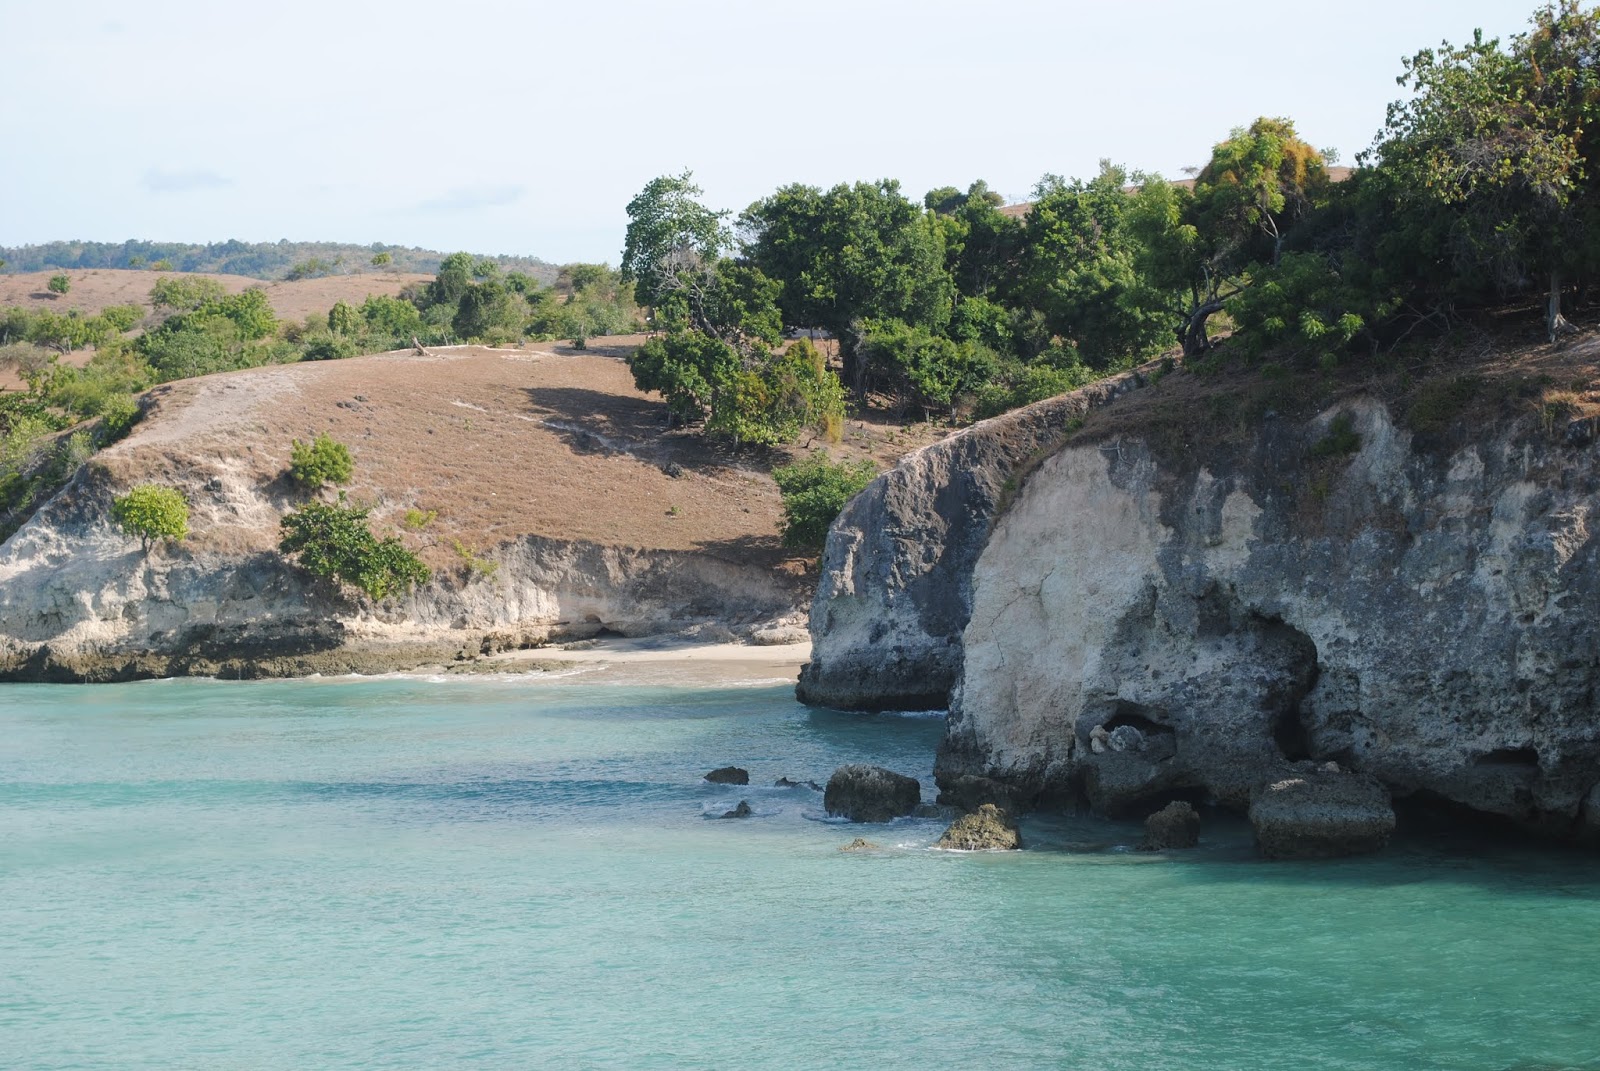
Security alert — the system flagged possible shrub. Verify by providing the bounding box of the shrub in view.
[279,499,429,600]
[771,452,878,550]
[47,274,71,296]
[112,484,188,549]
[288,432,353,490]
[303,336,359,361]
[97,394,142,443]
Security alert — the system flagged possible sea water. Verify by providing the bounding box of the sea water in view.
[1,673,1598,1071]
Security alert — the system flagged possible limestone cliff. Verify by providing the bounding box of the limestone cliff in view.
[933,395,1600,836]
[796,368,1148,709]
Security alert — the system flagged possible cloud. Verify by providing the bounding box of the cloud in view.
[143,168,232,194]
[416,185,525,213]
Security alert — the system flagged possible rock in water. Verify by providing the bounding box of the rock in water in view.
[1142,800,1201,850]
[839,837,881,852]
[704,766,749,785]
[936,803,1021,850]
[823,765,921,823]
[1249,769,1395,859]
[715,800,752,819]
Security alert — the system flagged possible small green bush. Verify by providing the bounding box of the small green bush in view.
[303,336,360,361]
[771,452,878,550]
[289,432,353,490]
[112,484,188,549]
[279,499,429,600]
[47,274,71,296]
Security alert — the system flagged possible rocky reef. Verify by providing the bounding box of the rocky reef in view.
[809,370,1600,844]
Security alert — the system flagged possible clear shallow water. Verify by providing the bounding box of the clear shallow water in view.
[2,675,1598,1071]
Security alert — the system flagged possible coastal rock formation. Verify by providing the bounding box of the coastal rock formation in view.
[1142,801,1201,850]
[796,369,1148,710]
[705,767,750,785]
[839,837,882,852]
[1249,769,1395,859]
[934,803,1021,851]
[823,764,921,823]
[933,395,1600,838]
[0,355,806,681]
[715,801,753,820]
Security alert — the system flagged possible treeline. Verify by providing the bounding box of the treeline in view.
[621,1,1600,441]
[0,239,560,283]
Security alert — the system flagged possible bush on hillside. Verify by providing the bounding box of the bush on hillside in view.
[111,484,188,550]
[288,432,353,490]
[278,499,429,600]
[771,452,878,550]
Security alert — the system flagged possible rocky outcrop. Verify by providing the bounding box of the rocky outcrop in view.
[714,800,753,820]
[933,396,1600,838]
[0,466,804,681]
[704,767,749,785]
[935,803,1021,850]
[823,764,921,823]
[1142,801,1201,850]
[1249,768,1396,859]
[797,369,1150,710]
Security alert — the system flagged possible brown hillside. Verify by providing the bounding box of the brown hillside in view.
[0,268,433,323]
[100,343,931,575]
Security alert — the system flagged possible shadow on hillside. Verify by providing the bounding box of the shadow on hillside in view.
[521,386,664,457]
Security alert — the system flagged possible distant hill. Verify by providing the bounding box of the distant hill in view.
[0,239,562,283]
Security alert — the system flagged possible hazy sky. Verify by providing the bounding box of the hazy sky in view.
[2,0,1532,266]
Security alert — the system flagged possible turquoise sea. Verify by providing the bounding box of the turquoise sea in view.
[2,670,1598,1071]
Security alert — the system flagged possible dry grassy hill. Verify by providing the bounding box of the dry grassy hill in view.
[0,268,433,323]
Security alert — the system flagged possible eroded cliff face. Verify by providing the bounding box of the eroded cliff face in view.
[0,466,804,682]
[935,399,1600,836]
[797,369,1149,709]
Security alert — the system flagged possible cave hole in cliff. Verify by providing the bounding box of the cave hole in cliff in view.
[1248,613,1320,764]
[1473,747,1540,768]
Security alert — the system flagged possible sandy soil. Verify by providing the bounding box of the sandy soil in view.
[443,637,813,687]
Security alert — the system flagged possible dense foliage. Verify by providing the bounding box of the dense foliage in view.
[771,453,879,549]
[617,2,1600,442]
[111,485,188,549]
[278,499,430,600]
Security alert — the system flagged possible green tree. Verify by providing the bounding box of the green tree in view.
[424,252,475,309]
[741,179,953,394]
[327,301,360,335]
[1366,2,1600,339]
[1016,163,1175,366]
[278,499,429,600]
[47,275,71,296]
[289,432,354,489]
[371,251,392,268]
[360,293,423,339]
[111,485,189,550]
[771,452,878,550]
[620,171,731,310]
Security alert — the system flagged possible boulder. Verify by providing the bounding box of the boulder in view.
[715,800,752,819]
[1142,800,1201,850]
[935,803,1021,851]
[1249,769,1395,859]
[704,766,749,785]
[823,764,921,823]
[839,837,882,852]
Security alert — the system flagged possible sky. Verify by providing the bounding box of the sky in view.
[1,0,1534,266]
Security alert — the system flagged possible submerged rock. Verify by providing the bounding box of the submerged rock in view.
[912,802,959,821]
[775,777,822,790]
[1142,800,1201,850]
[935,803,1021,851]
[704,766,749,785]
[823,765,921,823]
[714,800,753,820]
[839,837,882,852]
[1249,769,1395,859]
